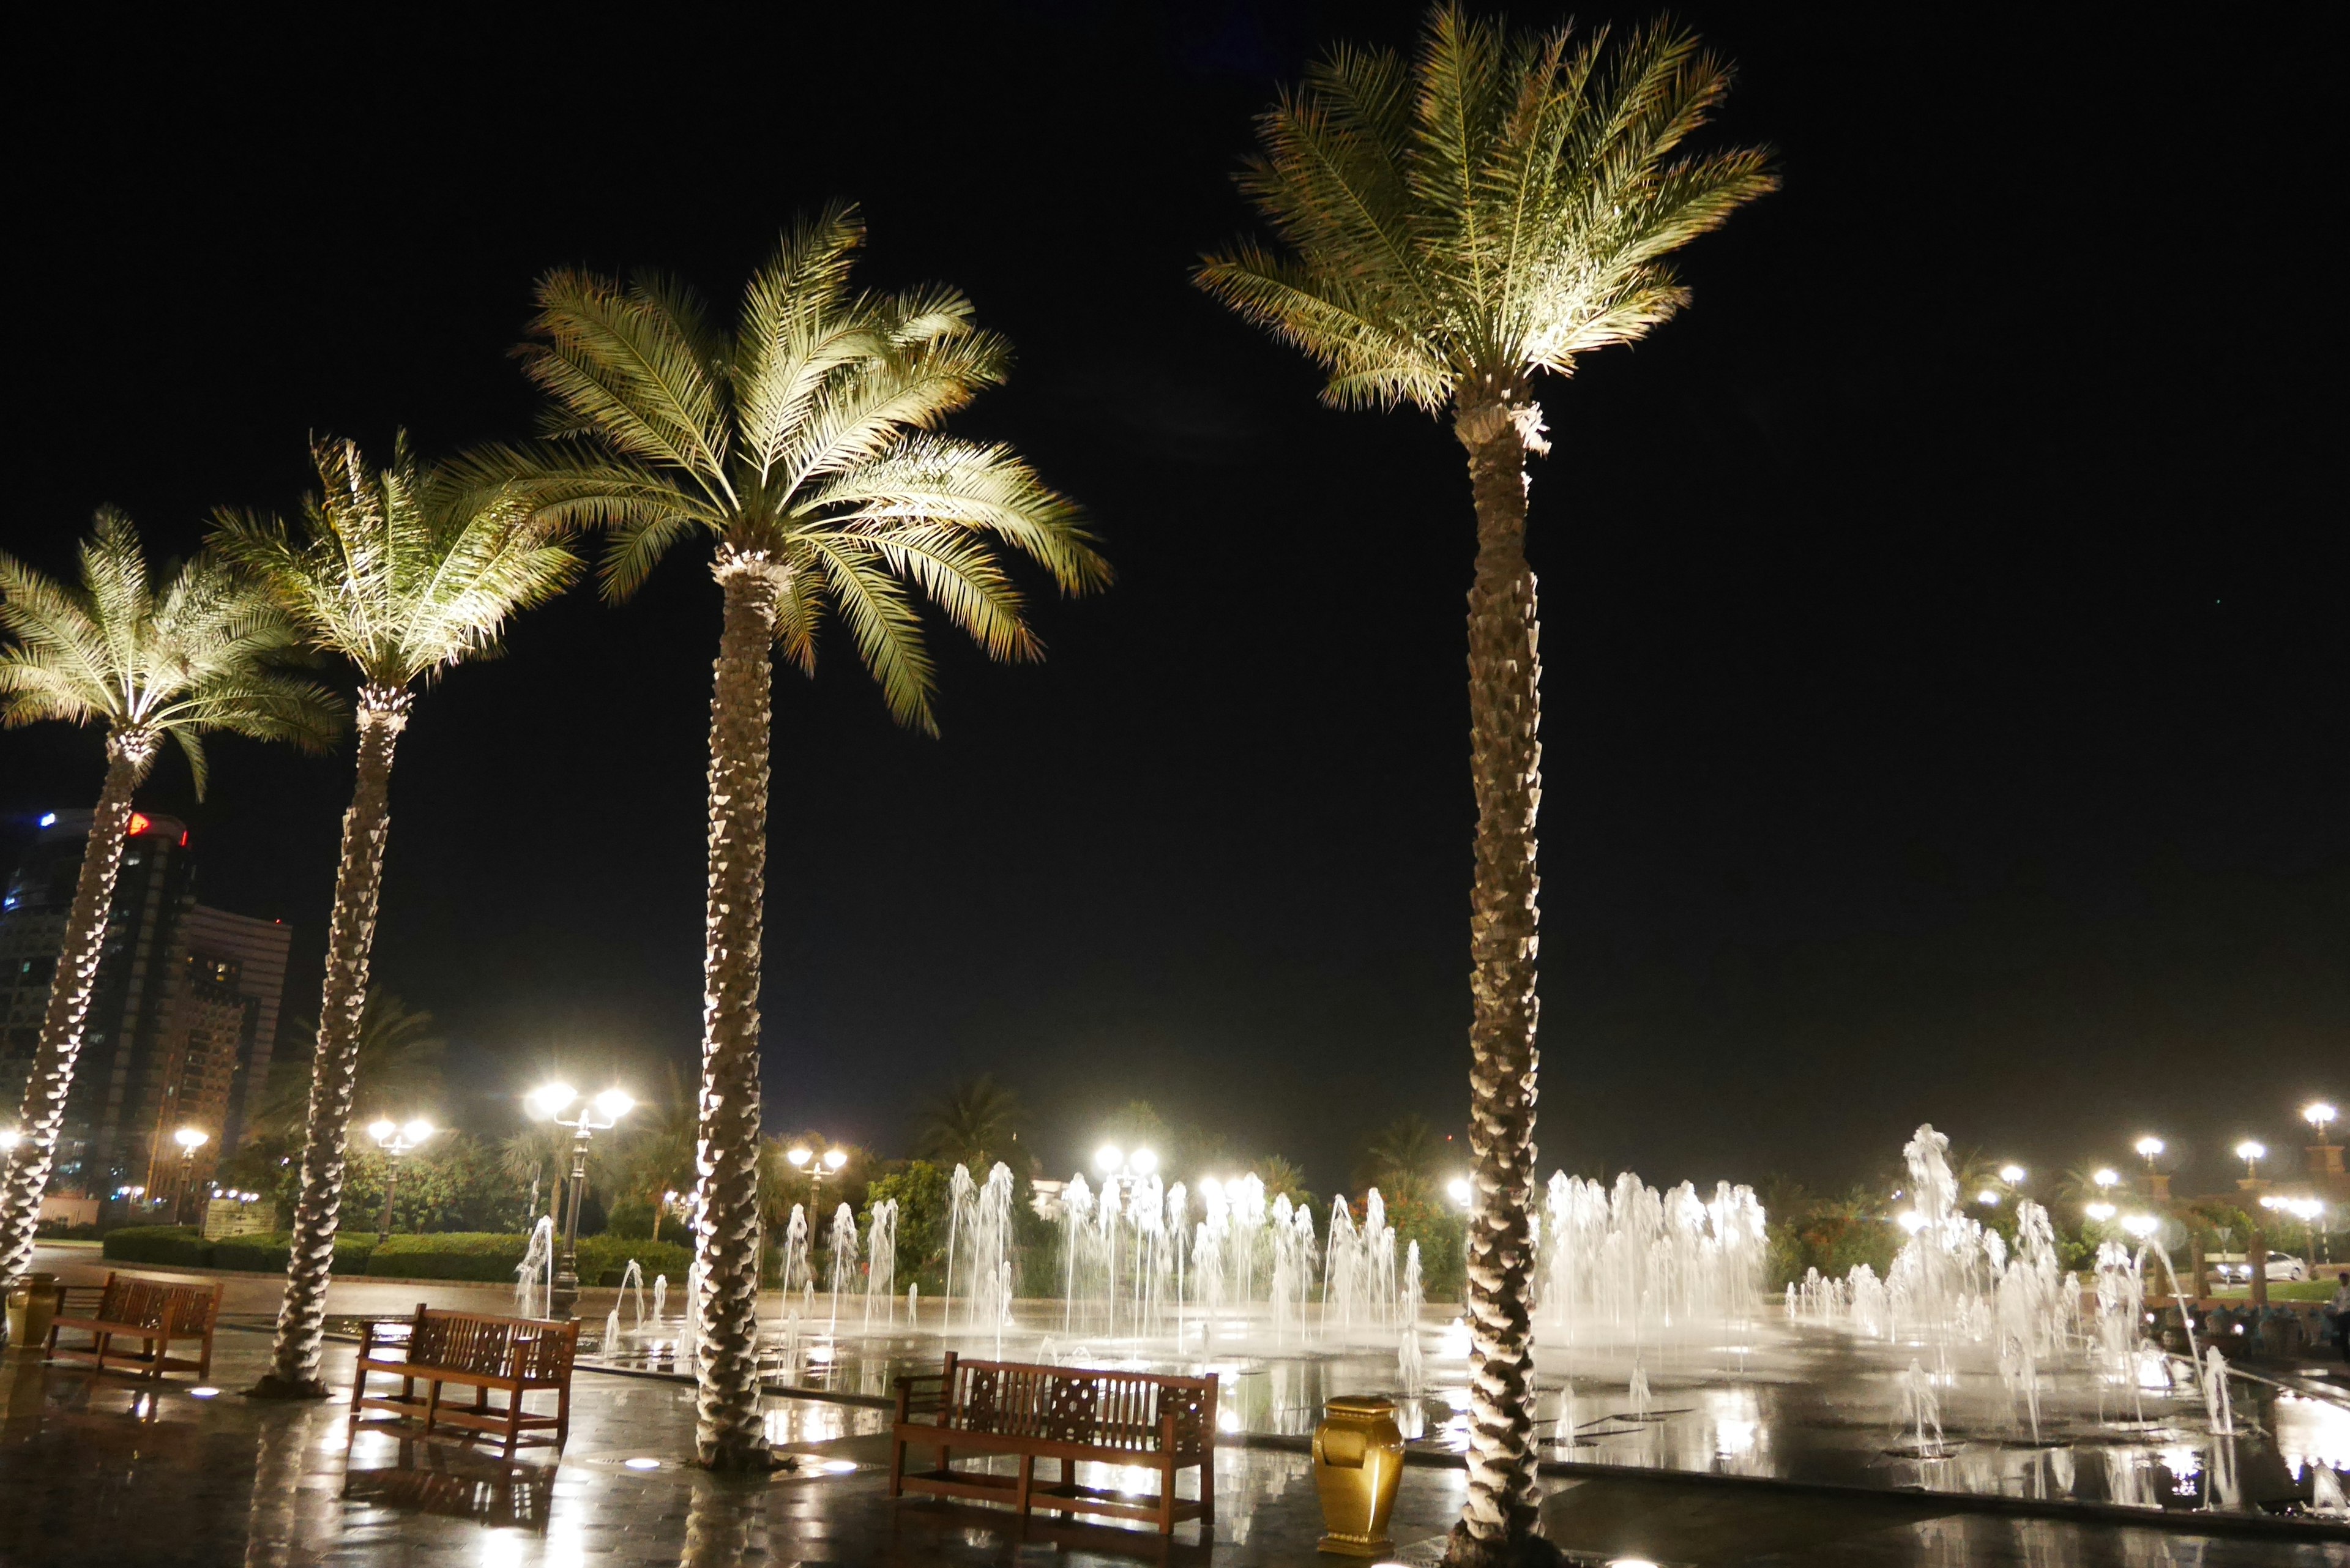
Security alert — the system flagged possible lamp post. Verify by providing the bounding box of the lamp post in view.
[529,1083,633,1320]
[2235,1139,2266,1189]
[786,1143,851,1209]
[171,1127,209,1226]
[1092,1144,1158,1338]
[367,1118,435,1241]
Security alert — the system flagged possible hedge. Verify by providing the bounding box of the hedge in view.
[209,1233,378,1275]
[103,1225,692,1288]
[365,1232,693,1286]
[101,1226,214,1267]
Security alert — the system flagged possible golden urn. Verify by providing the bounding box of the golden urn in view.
[1313,1394,1406,1556]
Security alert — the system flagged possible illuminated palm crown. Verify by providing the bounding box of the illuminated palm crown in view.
[1198,7,1776,418]
[214,436,580,694]
[0,510,339,793]
[487,203,1107,733]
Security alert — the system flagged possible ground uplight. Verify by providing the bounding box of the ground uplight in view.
[623,1457,660,1470]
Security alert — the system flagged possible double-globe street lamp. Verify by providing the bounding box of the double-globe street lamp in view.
[368,1118,435,1241]
[528,1084,633,1321]
[786,1143,850,1209]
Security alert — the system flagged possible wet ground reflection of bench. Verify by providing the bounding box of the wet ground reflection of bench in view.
[340,1436,555,1532]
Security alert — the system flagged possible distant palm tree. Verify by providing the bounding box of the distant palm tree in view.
[0,514,337,1277]
[1257,1154,1317,1212]
[250,990,448,1138]
[916,1075,1023,1172]
[217,436,576,1398]
[490,206,1105,1470]
[1197,11,1772,1558]
[1358,1114,1444,1203]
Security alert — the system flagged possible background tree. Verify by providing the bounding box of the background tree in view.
[218,436,576,1398]
[0,513,337,1278]
[1256,1154,1318,1213]
[601,1064,699,1242]
[914,1074,1022,1171]
[493,204,1104,1469]
[1197,11,1771,1559]
[247,991,448,1140]
[1357,1113,1445,1203]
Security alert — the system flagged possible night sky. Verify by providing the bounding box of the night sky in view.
[3,4,2338,1198]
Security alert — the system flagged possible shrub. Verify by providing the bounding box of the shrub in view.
[578,1235,690,1288]
[102,1226,212,1267]
[366,1232,531,1282]
[209,1233,379,1274]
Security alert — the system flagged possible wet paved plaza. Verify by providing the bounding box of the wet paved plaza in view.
[3,1326,2346,1567]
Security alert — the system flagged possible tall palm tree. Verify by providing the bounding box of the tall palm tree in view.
[490,204,1105,1470]
[0,514,338,1280]
[217,436,577,1398]
[1196,11,1772,1558]
[916,1074,1023,1171]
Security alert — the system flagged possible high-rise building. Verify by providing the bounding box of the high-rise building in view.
[0,810,291,1204]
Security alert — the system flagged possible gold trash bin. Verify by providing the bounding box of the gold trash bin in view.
[4,1273,59,1354]
[1314,1394,1406,1556]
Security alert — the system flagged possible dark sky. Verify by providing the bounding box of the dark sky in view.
[2,4,2339,1200]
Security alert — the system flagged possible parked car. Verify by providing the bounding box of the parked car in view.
[2210,1251,2309,1283]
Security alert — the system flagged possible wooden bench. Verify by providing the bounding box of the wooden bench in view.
[349,1305,579,1455]
[891,1353,1217,1537]
[46,1274,223,1381]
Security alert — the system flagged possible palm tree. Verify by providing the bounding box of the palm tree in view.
[1358,1113,1444,1203]
[489,205,1105,1470]
[1196,11,1773,1558]
[0,513,337,1279]
[917,1075,1022,1171]
[217,436,577,1398]
[248,990,449,1138]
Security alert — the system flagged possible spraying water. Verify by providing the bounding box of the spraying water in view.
[864,1200,899,1329]
[827,1203,859,1335]
[514,1216,555,1318]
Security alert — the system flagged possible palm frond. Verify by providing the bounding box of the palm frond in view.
[1199,5,1775,405]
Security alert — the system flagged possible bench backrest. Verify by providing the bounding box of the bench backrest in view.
[97,1274,219,1335]
[408,1307,577,1383]
[936,1354,1215,1457]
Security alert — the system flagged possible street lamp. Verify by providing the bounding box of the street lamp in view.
[171,1127,209,1225]
[2120,1213,2160,1241]
[1446,1176,1473,1211]
[786,1143,851,1207]
[2084,1201,2117,1223]
[2092,1168,2119,1193]
[367,1118,435,1241]
[2236,1140,2265,1181]
[1997,1164,2026,1187]
[2307,1102,2339,1146]
[528,1083,632,1320]
[2133,1136,2163,1174]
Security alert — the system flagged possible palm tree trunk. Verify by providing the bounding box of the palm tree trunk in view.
[694,546,780,1471]
[252,684,409,1398]
[0,730,156,1285]
[1448,396,1546,1566]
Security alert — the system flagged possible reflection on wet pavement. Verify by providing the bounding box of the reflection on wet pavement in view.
[0,1332,2343,1566]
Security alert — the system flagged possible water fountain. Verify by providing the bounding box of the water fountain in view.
[513,1216,554,1318]
[863,1200,898,1328]
[826,1203,858,1335]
